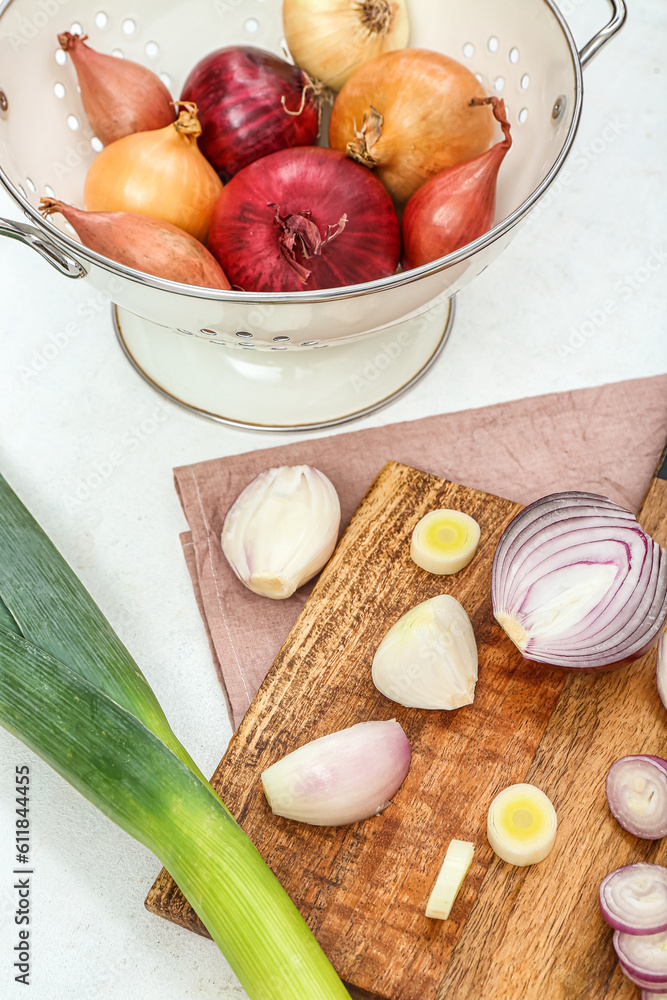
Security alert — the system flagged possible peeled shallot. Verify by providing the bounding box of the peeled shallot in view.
[58,31,174,145]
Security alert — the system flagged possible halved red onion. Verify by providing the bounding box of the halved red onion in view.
[606,756,667,839]
[658,633,667,710]
[491,492,667,670]
[260,719,411,826]
[600,864,667,934]
[615,929,667,986]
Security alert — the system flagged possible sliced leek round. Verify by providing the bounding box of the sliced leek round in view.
[410,509,480,575]
[425,839,475,920]
[487,783,557,866]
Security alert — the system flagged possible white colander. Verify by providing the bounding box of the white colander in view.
[0,0,626,429]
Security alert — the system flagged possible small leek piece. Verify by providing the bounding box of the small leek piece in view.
[221,465,341,599]
[410,509,480,575]
[487,783,557,866]
[261,720,411,826]
[425,839,474,920]
[371,594,478,709]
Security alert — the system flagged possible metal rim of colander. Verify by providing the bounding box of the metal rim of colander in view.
[0,0,584,302]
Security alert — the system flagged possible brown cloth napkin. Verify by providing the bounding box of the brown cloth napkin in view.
[175,375,667,729]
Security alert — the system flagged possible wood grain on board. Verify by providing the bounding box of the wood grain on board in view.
[146,461,667,1000]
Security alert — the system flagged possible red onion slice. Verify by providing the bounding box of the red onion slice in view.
[615,929,667,985]
[600,864,667,934]
[491,491,667,670]
[606,756,667,839]
[658,633,667,711]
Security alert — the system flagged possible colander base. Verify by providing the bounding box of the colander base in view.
[113,299,455,432]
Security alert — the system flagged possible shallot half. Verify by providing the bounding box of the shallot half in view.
[261,719,411,826]
[402,97,512,269]
[39,199,230,288]
[84,102,223,243]
[58,32,174,145]
[329,48,495,204]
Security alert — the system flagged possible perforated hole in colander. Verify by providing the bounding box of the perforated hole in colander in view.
[54,82,66,99]
[95,11,109,29]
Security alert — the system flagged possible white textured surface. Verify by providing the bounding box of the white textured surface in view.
[0,2,666,998]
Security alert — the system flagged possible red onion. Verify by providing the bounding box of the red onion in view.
[615,930,667,988]
[180,46,320,181]
[606,756,667,839]
[491,491,667,670]
[658,633,667,710]
[260,719,411,826]
[401,97,512,269]
[600,865,667,934]
[208,146,401,292]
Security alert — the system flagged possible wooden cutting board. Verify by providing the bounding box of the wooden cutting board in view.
[146,460,667,1000]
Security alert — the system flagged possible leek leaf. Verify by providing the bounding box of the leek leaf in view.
[0,623,349,1000]
[0,595,20,635]
[0,473,207,784]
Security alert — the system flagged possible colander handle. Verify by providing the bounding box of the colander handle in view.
[0,217,86,278]
[579,0,627,67]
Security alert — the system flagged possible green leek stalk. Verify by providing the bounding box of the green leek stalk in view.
[0,473,207,783]
[0,626,349,1000]
[0,474,350,999]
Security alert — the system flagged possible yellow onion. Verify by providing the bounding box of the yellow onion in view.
[329,48,495,205]
[84,102,222,242]
[283,0,409,91]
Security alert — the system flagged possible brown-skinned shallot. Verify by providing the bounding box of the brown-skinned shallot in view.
[39,199,230,288]
[58,32,174,145]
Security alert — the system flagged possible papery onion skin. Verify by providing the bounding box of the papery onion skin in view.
[261,719,411,826]
[600,864,667,935]
[58,32,174,145]
[329,48,495,205]
[491,491,667,671]
[181,46,319,182]
[40,198,230,288]
[283,0,410,91]
[208,146,400,292]
[84,103,223,243]
[606,756,667,840]
[401,97,512,269]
